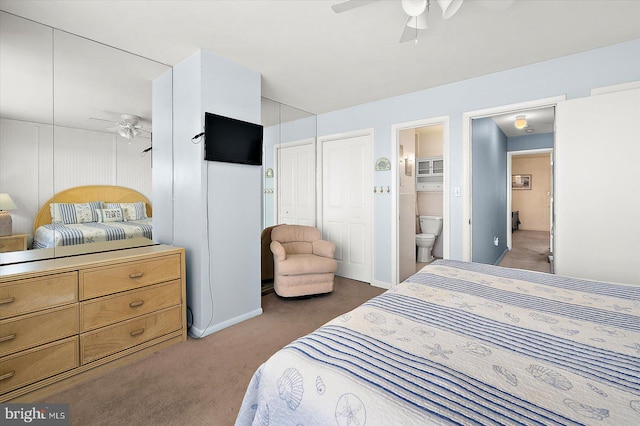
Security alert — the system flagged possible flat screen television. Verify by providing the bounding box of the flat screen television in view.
[204,112,263,165]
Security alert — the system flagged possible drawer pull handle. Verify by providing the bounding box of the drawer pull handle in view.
[0,297,15,305]
[129,300,144,308]
[129,272,144,279]
[130,328,145,337]
[0,334,16,343]
[0,371,15,381]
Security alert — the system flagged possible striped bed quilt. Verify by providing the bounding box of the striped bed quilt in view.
[236,260,640,425]
[32,218,152,249]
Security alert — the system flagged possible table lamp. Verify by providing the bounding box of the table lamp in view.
[0,193,18,236]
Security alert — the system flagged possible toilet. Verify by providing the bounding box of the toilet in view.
[416,216,443,263]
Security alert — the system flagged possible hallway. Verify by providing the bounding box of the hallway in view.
[499,230,551,273]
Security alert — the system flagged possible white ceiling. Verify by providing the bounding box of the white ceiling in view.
[1,0,639,121]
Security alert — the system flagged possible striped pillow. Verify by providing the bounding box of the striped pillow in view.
[105,202,147,221]
[96,207,125,222]
[50,201,104,224]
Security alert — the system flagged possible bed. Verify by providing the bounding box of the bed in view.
[32,185,152,249]
[236,260,640,425]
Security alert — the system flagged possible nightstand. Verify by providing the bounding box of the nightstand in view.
[0,234,28,253]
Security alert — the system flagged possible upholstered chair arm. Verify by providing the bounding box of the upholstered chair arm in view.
[312,240,336,259]
[270,240,287,261]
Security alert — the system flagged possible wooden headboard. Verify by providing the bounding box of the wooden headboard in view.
[33,185,152,234]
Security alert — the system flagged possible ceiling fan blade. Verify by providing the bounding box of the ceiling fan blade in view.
[135,127,151,134]
[474,0,514,12]
[106,125,121,132]
[331,0,375,13]
[89,117,116,124]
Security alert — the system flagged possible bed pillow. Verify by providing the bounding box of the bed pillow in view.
[96,207,125,223]
[50,201,104,224]
[105,201,147,221]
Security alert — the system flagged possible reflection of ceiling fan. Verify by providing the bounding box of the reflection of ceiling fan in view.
[332,0,513,43]
[89,114,151,139]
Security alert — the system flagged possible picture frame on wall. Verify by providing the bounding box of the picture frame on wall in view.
[512,174,532,190]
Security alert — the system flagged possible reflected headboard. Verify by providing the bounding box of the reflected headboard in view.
[33,185,152,234]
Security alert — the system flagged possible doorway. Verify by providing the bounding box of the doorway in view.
[500,150,553,273]
[462,96,564,265]
[392,117,450,286]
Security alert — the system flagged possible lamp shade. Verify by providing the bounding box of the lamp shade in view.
[437,0,463,19]
[401,0,427,17]
[0,193,17,211]
[407,12,429,29]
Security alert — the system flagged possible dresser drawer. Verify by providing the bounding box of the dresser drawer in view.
[0,272,78,319]
[0,305,79,357]
[0,337,79,395]
[80,254,181,300]
[80,280,182,332]
[80,306,182,364]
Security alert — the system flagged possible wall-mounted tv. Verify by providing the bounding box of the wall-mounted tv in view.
[204,112,263,165]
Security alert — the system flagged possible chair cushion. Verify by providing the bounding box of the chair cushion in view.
[276,253,337,276]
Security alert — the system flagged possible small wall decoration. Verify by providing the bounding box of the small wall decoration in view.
[265,168,274,178]
[512,174,531,190]
[375,157,391,171]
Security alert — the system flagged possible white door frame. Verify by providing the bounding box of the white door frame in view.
[317,129,374,284]
[273,137,316,226]
[462,95,565,262]
[506,148,553,249]
[391,116,450,287]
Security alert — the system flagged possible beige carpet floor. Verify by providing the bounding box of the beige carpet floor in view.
[499,230,551,273]
[39,277,384,426]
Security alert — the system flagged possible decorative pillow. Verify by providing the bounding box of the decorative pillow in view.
[50,201,104,224]
[96,208,125,223]
[105,202,147,221]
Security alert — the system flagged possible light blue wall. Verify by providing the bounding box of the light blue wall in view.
[161,49,262,338]
[316,38,640,285]
[472,118,507,264]
[508,132,553,152]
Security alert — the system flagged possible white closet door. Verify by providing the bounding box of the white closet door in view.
[277,142,315,226]
[554,87,640,284]
[322,134,372,283]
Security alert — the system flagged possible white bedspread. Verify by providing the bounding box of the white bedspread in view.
[236,260,640,425]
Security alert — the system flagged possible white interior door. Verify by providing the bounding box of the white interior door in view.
[277,142,315,225]
[322,134,372,283]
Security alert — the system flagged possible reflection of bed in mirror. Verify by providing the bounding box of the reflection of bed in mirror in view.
[32,185,152,249]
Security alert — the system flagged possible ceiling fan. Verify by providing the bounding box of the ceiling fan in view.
[332,0,513,43]
[89,114,151,140]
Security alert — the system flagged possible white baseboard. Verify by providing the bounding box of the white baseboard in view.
[188,308,263,338]
[371,280,391,290]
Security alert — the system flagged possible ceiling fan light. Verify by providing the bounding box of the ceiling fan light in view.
[407,12,428,29]
[437,0,463,19]
[117,128,129,138]
[401,0,427,17]
[514,115,527,130]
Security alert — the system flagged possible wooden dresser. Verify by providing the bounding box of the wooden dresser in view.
[0,242,186,402]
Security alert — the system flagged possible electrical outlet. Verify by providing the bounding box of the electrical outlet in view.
[494,236,499,246]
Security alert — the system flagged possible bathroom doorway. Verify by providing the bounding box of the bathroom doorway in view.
[395,119,447,283]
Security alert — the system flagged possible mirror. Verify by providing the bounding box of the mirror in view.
[0,11,171,265]
[261,98,317,229]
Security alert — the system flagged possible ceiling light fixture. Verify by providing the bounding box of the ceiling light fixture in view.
[514,115,527,130]
[436,0,463,19]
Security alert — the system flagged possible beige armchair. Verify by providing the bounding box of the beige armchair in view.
[270,224,338,297]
